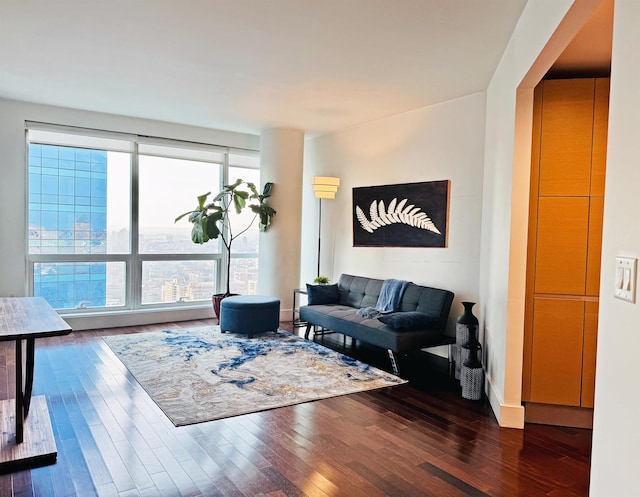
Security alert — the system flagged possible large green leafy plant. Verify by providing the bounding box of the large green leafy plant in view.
[175,179,276,297]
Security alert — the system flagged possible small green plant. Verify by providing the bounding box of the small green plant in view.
[313,276,330,284]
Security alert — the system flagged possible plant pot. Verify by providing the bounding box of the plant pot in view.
[212,293,239,319]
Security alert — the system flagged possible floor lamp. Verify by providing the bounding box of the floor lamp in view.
[311,176,340,278]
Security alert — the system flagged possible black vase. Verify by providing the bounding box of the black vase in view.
[462,334,482,368]
[455,301,478,380]
[461,333,483,400]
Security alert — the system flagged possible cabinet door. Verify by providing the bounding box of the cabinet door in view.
[530,297,584,406]
[581,300,599,408]
[591,78,610,197]
[535,197,589,295]
[539,79,595,197]
[586,197,605,296]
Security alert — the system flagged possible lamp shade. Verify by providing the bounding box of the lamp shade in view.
[312,176,340,199]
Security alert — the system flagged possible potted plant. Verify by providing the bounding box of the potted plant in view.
[313,276,330,284]
[175,179,276,317]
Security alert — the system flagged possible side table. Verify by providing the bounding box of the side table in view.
[292,288,308,328]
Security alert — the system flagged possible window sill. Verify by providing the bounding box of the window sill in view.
[62,304,214,331]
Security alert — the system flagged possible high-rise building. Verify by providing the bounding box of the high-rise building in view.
[28,143,107,309]
[161,278,183,303]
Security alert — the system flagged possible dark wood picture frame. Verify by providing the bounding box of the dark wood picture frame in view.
[352,180,450,247]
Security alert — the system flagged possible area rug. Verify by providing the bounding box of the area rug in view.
[103,326,406,426]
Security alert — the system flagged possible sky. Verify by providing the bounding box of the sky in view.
[106,152,260,236]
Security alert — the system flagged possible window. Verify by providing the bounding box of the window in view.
[26,123,260,313]
[228,158,261,295]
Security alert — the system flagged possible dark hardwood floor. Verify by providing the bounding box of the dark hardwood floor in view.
[0,319,591,497]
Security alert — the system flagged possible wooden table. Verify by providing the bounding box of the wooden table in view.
[0,297,72,472]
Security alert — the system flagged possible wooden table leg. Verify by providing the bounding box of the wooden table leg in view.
[24,338,35,417]
[12,338,35,444]
[15,339,24,444]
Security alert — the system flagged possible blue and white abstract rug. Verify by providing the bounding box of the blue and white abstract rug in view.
[103,326,406,426]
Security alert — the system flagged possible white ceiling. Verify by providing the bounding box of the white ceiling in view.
[1,1,531,136]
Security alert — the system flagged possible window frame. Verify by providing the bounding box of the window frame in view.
[25,122,260,314]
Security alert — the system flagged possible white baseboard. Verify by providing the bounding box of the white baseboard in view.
[486,370,525,429]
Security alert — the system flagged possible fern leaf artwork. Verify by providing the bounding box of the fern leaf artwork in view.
[355,206,375,233]
[356,197,442,235]
[352,179,449,248]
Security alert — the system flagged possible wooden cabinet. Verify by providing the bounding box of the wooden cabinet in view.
[587,197,605,296]
[529,297,585,406]
[538,79,595,197]
[523,78,609,424]
[534,197,589,295]
[582,300,599,408]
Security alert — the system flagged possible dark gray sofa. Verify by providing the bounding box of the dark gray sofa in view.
[299,274,455,374]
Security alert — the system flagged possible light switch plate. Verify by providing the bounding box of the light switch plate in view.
[614,257,637,303]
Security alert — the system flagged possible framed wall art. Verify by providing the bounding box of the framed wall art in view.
[352,180,450,247]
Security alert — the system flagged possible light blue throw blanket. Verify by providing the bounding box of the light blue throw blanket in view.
[356,279,411,318]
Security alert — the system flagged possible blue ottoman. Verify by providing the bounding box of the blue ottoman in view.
[219,295,280,336]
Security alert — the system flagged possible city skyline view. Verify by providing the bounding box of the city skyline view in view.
[28,141,260,311]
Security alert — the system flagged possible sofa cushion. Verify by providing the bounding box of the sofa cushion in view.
[299,304,453,352]
[377,311,438,331]
[306,283,340,305]
[337,274,382,308]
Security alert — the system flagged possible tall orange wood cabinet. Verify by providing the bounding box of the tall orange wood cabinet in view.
[522,78,609,427]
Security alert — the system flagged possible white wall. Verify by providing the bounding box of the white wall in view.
[480,0,591,427]
[303,92,487,342]
[0,98,259,327]
[590,1,640,494]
